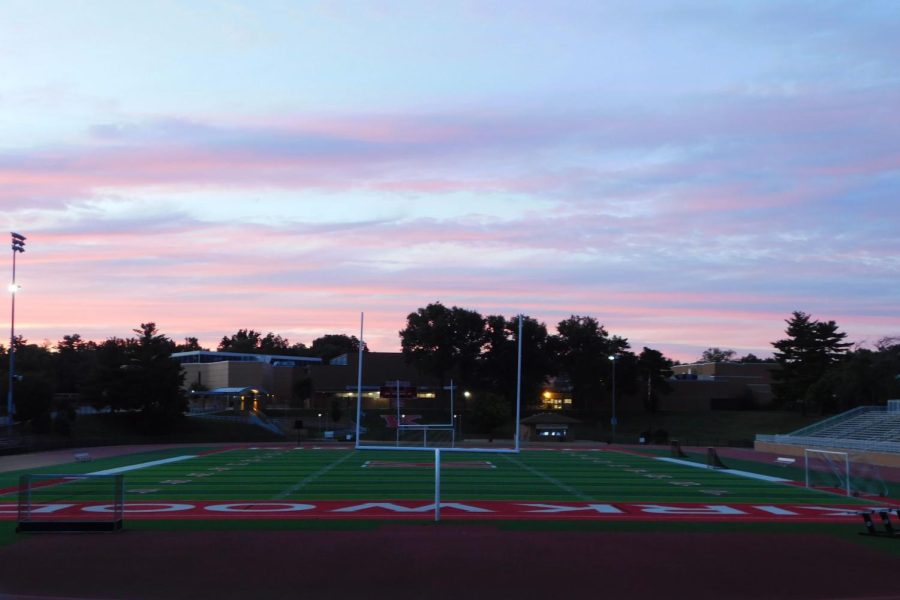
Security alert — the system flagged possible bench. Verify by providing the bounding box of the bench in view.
[858,508,900,537]
[774,457,796,467]
[74,452,92,463]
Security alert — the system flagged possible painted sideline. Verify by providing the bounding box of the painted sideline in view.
[655,457,791,483]
[89,455,197,476]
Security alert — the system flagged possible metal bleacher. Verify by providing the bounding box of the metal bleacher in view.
[756,401,900,454]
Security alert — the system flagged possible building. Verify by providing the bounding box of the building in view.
[174,350,447,414]
[174,351,322,410]
[664,361,778,410]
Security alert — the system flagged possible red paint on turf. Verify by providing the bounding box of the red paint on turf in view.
[0,500,876,522]
[363,460,495,469]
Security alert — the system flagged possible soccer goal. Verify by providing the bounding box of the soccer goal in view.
[804,449,888,498]
[17,473,125,532]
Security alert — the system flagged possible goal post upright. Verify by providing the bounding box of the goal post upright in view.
[354,312,364,449]
[514,314,522,453]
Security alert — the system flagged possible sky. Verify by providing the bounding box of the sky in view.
[1,0,899,362]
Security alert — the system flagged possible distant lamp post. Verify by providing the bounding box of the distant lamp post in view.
[7,232,25,435]
[318,412,323,434]
[608,354,618,444]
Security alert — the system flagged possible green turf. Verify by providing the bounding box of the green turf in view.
[7,447,882,506]
[0,447,214,493]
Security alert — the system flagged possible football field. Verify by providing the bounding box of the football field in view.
[1,445,886,523]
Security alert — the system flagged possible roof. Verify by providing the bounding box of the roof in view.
[173,351,322,365]
[191,387,270,396]
[521,412,581,425]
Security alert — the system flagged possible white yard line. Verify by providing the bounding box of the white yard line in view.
[655,457,791,483]
[273,451,357,500]
[89,455,197,476]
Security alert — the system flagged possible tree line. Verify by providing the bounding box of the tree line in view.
[398,304,900,417]
[0,325,365,434]
[398,302,675,419]
[2,306,897,436]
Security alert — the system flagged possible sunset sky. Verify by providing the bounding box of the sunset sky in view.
[2,1,899,361]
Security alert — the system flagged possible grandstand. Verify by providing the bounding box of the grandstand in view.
[755,400,900,463]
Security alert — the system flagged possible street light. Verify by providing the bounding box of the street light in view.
[7,232,25,435]
[608,354,618,444]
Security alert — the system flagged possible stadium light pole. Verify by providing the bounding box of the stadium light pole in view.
[608,354,618,444]
[7,232,25,435]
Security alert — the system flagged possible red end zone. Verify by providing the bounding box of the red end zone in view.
[0,500,876,522]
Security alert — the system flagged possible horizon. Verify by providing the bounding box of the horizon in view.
[3,2,899,363]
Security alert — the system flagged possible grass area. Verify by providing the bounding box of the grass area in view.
[0,446,214,491]
[4,447,879,506]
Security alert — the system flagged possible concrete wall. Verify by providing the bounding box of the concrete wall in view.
[755,440,900,469]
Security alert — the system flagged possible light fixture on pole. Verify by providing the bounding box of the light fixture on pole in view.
[608,354,618,444]
[7,232,25,435]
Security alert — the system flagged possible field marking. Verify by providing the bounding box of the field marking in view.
[272,451,358,500]
[499,454,597,503]
[88,455,197,476]
[0,500,870,522]
[655,457,791,483]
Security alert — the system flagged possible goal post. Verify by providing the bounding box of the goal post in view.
[352,312,526,521]
[17,473,125,532]
[397,424,456,448]
[353,313,525,453]
[804,449,850,496]
[804,449,889,498]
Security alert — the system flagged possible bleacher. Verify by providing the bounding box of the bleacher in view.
[756,400,900,454]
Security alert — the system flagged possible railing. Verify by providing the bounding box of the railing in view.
[788,406,876,437]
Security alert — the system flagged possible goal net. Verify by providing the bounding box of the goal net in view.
[17,473,125,532]
[804,449,888,497]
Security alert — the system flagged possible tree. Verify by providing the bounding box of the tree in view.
[737,353,776,363]
[218,329,263,353]
[55,334,96,394]
[259,332,291,354]
[82,338,131,412]
[175,337,205,352]
[806,345,900,412]
[1,337,55,428]
[399,302,486,388]
[310,334,365,362]
[771,311,851,412]
[554,315,629,413]
[218,330,308,356]
[636,347,673,414]
[125,323,187,429]
[82,324,186,430]
[468,392,511,441]
[700,347,736,363]
[477,315,556,407]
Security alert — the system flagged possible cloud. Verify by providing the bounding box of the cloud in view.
[1,82,898,361]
